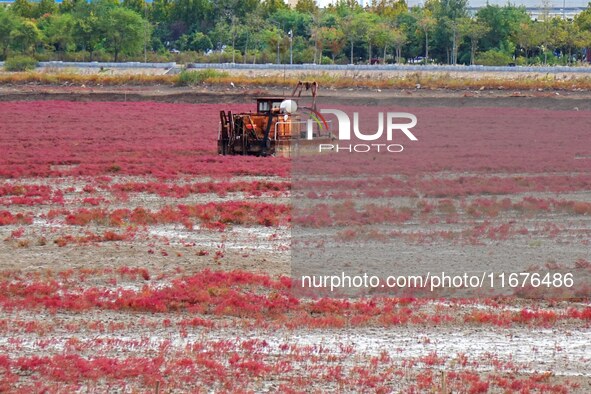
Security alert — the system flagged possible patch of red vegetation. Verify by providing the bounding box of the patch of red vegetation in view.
[0,101,288,178]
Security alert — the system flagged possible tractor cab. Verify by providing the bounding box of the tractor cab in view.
[256,98,284,114]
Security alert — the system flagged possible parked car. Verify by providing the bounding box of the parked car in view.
[408,56,429,64]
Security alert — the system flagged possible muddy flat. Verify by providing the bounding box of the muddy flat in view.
[0,88,589,392]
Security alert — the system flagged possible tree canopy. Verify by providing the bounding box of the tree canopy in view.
[0,0,590,65]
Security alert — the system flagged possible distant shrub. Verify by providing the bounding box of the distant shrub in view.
[334,55,350,65]
[4,56,38,72]
[475,50,513,66]
[176,69,229,86]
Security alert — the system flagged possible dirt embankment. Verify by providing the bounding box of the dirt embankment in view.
[1,84,590,110]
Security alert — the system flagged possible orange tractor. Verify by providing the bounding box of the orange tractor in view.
[218,81,332,157]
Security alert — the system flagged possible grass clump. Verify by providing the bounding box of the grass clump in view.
[475,50,514,66]
[4,56,38,72]
[176,69,230,86]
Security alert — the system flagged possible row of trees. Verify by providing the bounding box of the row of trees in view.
[1,0,149,61]
[1,0,591,65]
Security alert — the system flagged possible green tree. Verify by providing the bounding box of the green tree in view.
[430,0,468,63]
[41,13,76,59]
[548,17,567,63]
[72,3,102,60]
[100,7,149,61]
[397,8,423,59]
[309,23,321,63]
[10,20,42,54]
[562,19,584,63]
[512,21,543,63]
[576,30,591,60]
[230,17,241,62]
[169,0,212,35]
[262,25,284,64]
[260,0,288,19]
[575,4,591,61]
[123,0,146,15]
[150,0,173,47]
[318,26,345,62]
[151,0,172,24]
[331,0,363,18]
[476,4,529,53]
[244,15,265,64]
[33,0,58,18]
[370,23,391,63]
[208,20,232,51]
[296,0,319,14]
[364,13,382,62]
[0,8,20,59]
[10,0,33,19]
[269,8,313,38]
[416,10,435,61]
[342,12,371,64]
[369,0,408,19]
[574,4,591,32]
[446,18,463,64]
[320,10,340,28]
[459,18,490,65]
[391,27,407,63]
[189,31,212,52]
[59,0,88,14]
[211,0,258,23]
[536,0,554,64]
